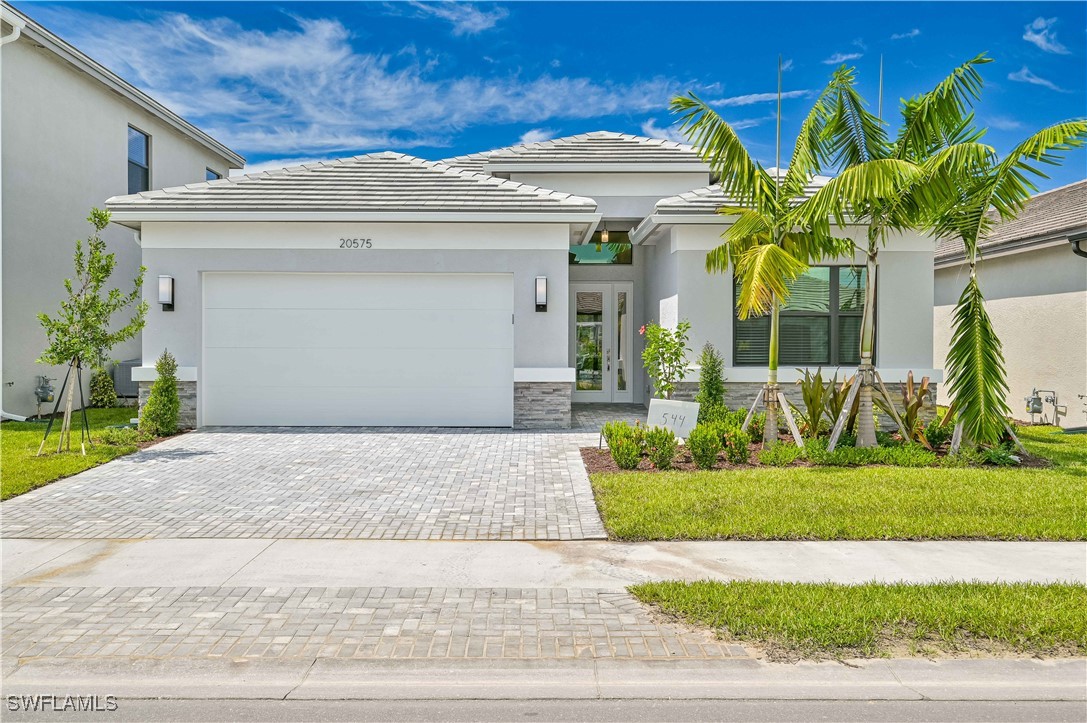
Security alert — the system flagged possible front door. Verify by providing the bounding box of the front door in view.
[570,282,634,403]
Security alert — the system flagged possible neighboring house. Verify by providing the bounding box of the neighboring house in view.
[105,131,940,429]
[0,3,243,418]
[934,180,1087,429]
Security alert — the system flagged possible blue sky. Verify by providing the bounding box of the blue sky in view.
[17,1,1087,188]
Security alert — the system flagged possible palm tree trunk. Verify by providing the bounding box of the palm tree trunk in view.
[855,246,879,448]
[764,300,781,447]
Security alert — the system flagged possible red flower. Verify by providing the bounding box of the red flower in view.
[639,325,647,335]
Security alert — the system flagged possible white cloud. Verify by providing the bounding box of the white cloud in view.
[550,59,561,68]
[1023,17,1069,54]
[641,118,688,143]
[891,28,921,40]
[35,9,697,158]
[852,38,868,51]
[1008,66,1066,92]
[403,2,509,36]
[710,90,810,107]
[780,59,794,72]
[823,52,863,65]
[987,116,1024,131]
[518,128,553,144]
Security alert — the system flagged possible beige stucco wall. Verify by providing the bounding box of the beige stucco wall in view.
[1,33,236,416]
[934,244,1087,428]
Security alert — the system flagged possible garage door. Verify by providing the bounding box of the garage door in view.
[202,272,514,426]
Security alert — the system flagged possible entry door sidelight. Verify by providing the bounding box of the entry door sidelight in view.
[570,282,634,403]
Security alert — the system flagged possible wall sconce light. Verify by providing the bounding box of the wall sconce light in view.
[535,276,547,312]
[158,275,174,311]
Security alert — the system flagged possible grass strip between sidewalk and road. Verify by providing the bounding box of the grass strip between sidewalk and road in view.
[590,426,1086,541]
[1,407,137,500]
[631,580,1087,661]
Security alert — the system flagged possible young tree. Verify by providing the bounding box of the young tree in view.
[140,349,180,436]
[671,62,852,446]
[37,209,147,454]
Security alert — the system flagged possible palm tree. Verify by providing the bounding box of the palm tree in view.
[670,61,851,446]
[799,56,992,448]
[927,120,1087,446]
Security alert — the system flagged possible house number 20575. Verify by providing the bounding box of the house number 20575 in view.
[339,238,373,248]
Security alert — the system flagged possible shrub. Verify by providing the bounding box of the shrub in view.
[645,426,679,470]
[805,439,937,467]
[695,343,726,408]
[610,439,642,470]
[139,349,180,436]
[720,424,752,465]
[747,411,766,440]
[923,420,953,449]
[793,367,830,437]
[758,443,802,467]
[687,424,722,469]
[601,420,632,449]
[697,401,727,425]
[97,426,151,446]
[982,444,1019,467]
[640,320,691,399]
[631,422,647,451]
[88,368,117,408]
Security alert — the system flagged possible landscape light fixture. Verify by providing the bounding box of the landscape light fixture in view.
[535,276,547,312]
[158,275,174,311]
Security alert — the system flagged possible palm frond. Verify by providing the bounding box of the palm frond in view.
[670,93,778,211]
[894,54,991,160]
[823,66,889,168]
[988,119,1087,219]
[797,158,925,227]
[734,243,808,320]
[944,276,1010,445]
[781,77,841,201]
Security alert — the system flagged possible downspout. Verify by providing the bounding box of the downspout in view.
[1070,234,1087,259]
[0,12,27,421]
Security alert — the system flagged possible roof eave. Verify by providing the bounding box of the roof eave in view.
[106,209,601,226]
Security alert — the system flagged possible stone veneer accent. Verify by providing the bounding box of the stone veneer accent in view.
[514,382,572,429]
[668,380,939,431]
[138,380,197,430]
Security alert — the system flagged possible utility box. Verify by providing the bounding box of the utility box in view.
[114,358,141,398]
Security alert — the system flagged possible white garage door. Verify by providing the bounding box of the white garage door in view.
[202,272,514,426]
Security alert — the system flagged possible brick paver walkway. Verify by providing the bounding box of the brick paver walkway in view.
[0,586,746,660]
[1,427,611,540]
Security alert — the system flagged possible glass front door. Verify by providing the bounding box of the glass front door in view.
[570,283,634,402]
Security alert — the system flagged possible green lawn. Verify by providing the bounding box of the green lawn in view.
[1,408,138,500]
[630,580,1087,660]
[590,426,1086,540]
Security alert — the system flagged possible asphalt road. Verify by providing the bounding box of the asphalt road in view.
[3,698,1085,722]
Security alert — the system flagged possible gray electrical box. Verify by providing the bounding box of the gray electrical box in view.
[114,358,141,398]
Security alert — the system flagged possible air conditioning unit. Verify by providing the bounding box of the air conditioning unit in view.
[113,358,141,398]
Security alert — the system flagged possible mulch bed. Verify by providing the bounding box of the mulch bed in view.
[581,439,1051,474]
[581,441,780,474]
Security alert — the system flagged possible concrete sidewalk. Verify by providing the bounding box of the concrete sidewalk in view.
[4,539,1084,589]
[3,657,1084,701]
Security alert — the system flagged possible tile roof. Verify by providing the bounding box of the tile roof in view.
[105,152,598,215]
[441,131,708,170]
[651,171,832,214]
[935,179,1087,261]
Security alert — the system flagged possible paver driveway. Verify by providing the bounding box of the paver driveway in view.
[1,407,643,541]
[2,429,597,540]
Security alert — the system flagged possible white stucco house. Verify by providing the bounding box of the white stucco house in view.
[0,3,243,418]
[934,180,1087,429]
[105,131,941,429]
